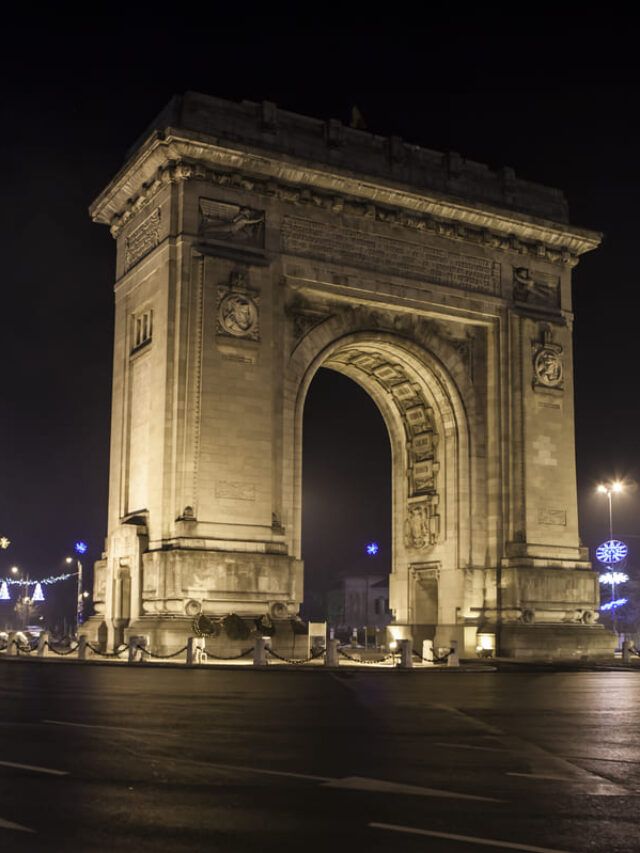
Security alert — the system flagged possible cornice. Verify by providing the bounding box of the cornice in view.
[90,131,602,267]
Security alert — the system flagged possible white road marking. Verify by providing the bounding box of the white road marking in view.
[323,776,503,802]
[0,816,35,833]
[43,719,145,735]
[433,705,629,796]
[507,772,576,782]
[0,759,68,776]
[202,762,331,782]
[433,741,510,753]
[370,822,577,852]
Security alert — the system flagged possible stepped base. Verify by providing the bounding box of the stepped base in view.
[498,624,616,660]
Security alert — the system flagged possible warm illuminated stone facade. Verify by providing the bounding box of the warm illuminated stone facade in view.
[86,92,614,658]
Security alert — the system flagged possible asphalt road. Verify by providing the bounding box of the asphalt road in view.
[0,661,639,852]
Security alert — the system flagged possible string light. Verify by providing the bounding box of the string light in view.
[1,571,78,586]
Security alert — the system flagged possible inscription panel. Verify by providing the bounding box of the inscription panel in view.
[282,216,500,295]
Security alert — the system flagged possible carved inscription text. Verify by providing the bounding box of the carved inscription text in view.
[282,216,500,294]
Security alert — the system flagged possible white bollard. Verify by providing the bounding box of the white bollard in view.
[325,638,340,667]
[186,636,198,665]
[399,638,413,669]
[422,639,435,666]
[77,635,87,661]
[448,640,460,667]
[37,631,49,658]
[253,636,267,666]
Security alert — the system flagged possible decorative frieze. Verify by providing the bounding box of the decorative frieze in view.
[124,207,161,271]
[107,158,584,269]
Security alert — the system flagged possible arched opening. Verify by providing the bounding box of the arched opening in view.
[288,323,472,650]
[301,368,392,641]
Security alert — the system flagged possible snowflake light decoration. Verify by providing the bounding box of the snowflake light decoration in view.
[366,542,379,556]
[598,571,629,585]
[595,539,628,565]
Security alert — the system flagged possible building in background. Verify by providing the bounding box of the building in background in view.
[327,576,392,643]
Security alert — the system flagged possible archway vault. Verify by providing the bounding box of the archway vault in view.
[288,319,473,641]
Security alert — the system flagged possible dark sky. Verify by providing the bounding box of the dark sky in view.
[2,17,639,621]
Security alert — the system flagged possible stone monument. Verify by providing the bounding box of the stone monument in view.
[86,92,613,658]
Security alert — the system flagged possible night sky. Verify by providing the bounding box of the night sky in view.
[2,18,639,624]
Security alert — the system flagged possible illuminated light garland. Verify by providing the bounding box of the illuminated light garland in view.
[600,598,628,612]
[1,572,78,586]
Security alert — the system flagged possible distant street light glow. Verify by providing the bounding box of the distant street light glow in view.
[366,542,379,556]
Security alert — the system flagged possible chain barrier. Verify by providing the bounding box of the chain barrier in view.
[338,647,396,665]
[86,643,128,658]
[628,644,640,658]
[265,646,326,664]
[204,647,255,661]
[139,645,188,660]
[47,642,79,656]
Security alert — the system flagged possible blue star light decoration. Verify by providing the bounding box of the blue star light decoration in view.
[595,539,628,565]
[366,542,379,556]
[74,541,88,555]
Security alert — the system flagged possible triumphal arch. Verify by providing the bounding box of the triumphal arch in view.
[87,92,613,658]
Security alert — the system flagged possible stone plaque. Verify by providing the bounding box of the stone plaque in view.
[282,215,501,294]
[215,481,256,501]
[538,507,567,526]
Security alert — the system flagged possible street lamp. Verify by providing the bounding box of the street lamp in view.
[597,481,624,541]
[9,566,31,629]
[66,541,87,637]
[596,481,626,640]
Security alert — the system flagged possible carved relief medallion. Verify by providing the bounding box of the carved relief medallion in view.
[532,324,564,390]
[533,348,563,387]
[216,270,260,341]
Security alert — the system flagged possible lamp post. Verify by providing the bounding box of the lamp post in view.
[66,541,88,637]
[596,481,625,639]
[10,566,31,629]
